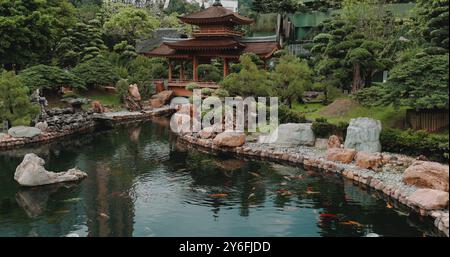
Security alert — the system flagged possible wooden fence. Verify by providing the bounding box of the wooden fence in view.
[406,109,449,132]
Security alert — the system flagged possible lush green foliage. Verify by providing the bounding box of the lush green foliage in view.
[115,78,129,103]
[103,6,160,44]
[0,0,77,69]
[310,0,412,92]
[198,64,222,83]
[214,89,230,98]
[221,55,273,97]
[353,53,449,110]
[278,105,307,124]
[415,0,449,54]
[381,128,449,162]
[186,83,200,91]
[312,117,348,139]
[18,65,85,91]
[271,55,312,107]
[72,56,119,88]
[0,71,40,126]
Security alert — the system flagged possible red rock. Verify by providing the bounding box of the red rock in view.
[326,148,356,164]
[403,161,449,192]
[327,135,341,149]
[150,90,174,107]
[355,152,383,170]
[91,101,106,113]
[213,132,245,148]
[407,189,449,210]
[198,127,215,139]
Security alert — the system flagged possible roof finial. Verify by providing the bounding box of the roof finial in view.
[212,0,222,7]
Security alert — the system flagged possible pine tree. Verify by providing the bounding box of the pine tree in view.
[0,71,40,126]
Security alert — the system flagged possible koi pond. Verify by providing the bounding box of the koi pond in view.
[0,118,442,237]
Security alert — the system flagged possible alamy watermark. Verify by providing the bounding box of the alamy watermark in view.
[170,89,280,143]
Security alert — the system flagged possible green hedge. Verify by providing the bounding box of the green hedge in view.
[312,118,348,139]
[380,128,449,163]
[279,105,307,123]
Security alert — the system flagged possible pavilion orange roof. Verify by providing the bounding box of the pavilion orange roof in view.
[179,4,253,25]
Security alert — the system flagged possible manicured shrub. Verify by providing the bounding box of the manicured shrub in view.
[116,79,129,103]
[278,105,307,124]
[198,64,222,82]
[186,83,200,91]
[311,118,348,139]
[214,88,230,98]
[380,128,449,163]
[201,88,214,96]
[312,118,335,138]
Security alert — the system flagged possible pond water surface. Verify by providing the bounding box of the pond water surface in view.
[0,119,442,237]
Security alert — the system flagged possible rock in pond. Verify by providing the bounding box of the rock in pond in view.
[407,189,449,211]
[0,132,6,140]
[14,153,87,187]
[344,117,382,153]
[326,148,357,164]
[213,132,246,148]
[403,161,449,192]
[259,123,315,146]
[8,126,42,138]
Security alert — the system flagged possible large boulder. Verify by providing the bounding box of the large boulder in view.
[326,148,357,164]
[8,126,42,138]
[403,161,449,192]
[213,132,246,148]
[344,117,382,153]
[150,90,174,108]
[407,189,449,210]
[355,152,383,170]
[259,123,315,146]
[14,153,87,187]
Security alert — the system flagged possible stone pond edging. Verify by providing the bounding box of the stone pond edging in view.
[0,106,175,151]
[178,133,449,237]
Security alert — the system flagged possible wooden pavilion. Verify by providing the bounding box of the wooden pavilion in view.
[144,0,280,95]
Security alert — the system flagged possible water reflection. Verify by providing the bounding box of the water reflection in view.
[0,120,443,237]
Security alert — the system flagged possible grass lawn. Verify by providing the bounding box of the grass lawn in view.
[79,90,123,111]
[292,97,408,129]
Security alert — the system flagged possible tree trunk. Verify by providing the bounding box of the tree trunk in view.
[352,63,364,93]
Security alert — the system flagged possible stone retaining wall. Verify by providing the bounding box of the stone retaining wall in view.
[178,134,449,237]
[0,107,175,151]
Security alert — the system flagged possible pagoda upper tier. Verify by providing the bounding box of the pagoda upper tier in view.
[179,1,253,27]
[145,0,280,62]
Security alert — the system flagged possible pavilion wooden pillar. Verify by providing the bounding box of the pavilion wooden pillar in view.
[168,59,173,82]
[223,58,229,78]
[193,56,199,82]
[179,61,185,81]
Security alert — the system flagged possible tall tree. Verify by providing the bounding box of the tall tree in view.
[0,0,77,70]
[103,6,160,45]
[271,55,312,108]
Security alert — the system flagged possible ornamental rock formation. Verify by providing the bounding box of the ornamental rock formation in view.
[14,153,87,187]
[344,117,382,153]
[259,123,315,146]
